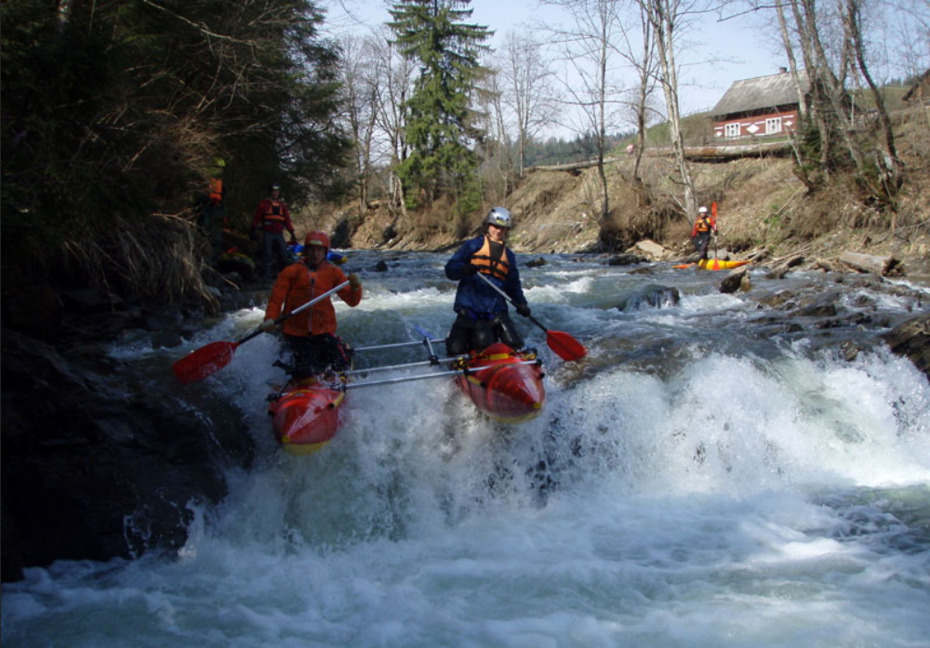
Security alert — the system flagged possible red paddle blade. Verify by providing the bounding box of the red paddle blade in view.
[172,340,237,384]
[546,330,586,361]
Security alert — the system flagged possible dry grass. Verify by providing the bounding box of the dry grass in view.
[60,211,219,310]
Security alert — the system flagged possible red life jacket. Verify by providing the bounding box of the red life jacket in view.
[471,236,510,281]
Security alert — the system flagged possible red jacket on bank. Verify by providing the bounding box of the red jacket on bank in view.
[253,197,296,237]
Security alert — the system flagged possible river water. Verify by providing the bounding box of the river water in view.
[3,251,930,647]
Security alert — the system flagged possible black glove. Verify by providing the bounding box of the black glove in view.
[464,263,478,276]
[516,303,531,317]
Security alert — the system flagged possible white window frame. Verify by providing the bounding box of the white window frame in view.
[765,116,782,134]
[725,122,741,138]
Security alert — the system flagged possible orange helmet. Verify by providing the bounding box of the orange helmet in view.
[304,231,330,251]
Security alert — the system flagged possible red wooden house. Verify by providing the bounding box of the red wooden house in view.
[711,69,810,140]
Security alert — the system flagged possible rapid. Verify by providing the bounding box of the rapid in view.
[3,251,930,647]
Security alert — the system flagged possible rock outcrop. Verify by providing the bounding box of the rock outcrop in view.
[883,313,930,381]
[1,314,256,582]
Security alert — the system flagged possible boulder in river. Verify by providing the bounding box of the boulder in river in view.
[616,284,681,311]
[882,313,930,381]
[1,330,255,582]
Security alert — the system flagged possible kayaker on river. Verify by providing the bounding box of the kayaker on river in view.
[690,205,717,261]
[260,231,362,379]
[444,207,532,356]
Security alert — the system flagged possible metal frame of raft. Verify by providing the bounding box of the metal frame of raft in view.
[174,283,580,455]
[330,336,543,391]
[267,335,546,454]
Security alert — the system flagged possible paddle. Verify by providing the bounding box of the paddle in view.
[172,280,350,384]
[475,271,586,361]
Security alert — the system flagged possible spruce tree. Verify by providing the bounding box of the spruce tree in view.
[388,0,491,210]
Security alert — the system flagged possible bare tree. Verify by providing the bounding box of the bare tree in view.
[642,0,702,216]
[801,0,872,178]
[773,1,807,118]
[842,0,903,199]
[370,29,415,219]
[887,0,930,78]
[768,0,825,188]
[611,2,659,186]
[500,31,560,178]
[747,0,906,204]
[339,34,381,212]
[542,0,627,223]
[474,61,516,202]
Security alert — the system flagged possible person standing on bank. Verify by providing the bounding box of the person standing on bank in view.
[198,157,226,264]
[444,207,532,356]
[252,183,297,281]
[260,231,362,379]
[690,205,717,261]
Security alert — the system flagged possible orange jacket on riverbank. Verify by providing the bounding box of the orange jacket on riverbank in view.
[264,261,362,337]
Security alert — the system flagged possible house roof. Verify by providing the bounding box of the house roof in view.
[712,70,809,117]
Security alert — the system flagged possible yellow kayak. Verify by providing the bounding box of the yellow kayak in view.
[698,258,750,270]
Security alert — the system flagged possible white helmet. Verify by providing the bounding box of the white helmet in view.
[485,207,513,229]
[698,206,708,214]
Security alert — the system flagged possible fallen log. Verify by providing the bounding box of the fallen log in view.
[838,251,904,276]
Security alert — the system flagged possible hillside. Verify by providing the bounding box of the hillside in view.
[295,105,930,285]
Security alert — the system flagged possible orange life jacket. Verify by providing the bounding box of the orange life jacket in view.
[692,215,714,236]
[262,200,288,225]
[208,178,223,205]
[264,261,362,337]
[471,235,510,281]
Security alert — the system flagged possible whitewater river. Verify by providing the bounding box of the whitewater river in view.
[3,251,930,647]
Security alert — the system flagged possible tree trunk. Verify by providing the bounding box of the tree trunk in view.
[775,1,807,119]
[648,0,695,215]
[789,0,834,177]
[844,0,902,208]
[802,0,870,180]
[597,12,611,222]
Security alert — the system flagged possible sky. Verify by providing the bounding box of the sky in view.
[319,0,925,139]
[323,0,786,115]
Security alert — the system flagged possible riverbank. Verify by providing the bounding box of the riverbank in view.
[296,155,930,291]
